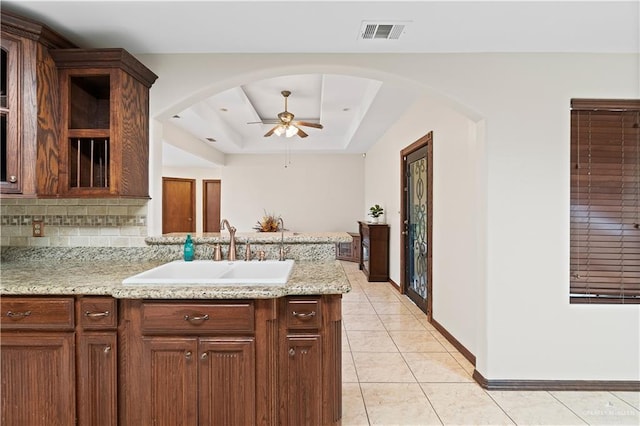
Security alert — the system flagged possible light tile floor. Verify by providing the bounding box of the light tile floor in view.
[339,261,640,426]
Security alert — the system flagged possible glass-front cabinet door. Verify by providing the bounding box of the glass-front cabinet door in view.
[1,36,21,194]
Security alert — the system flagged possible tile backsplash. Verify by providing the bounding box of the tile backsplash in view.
[0,198,148,247]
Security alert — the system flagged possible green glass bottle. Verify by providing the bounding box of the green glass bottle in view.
[183,234,194,261]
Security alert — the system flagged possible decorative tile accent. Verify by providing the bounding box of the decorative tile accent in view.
[0,199,148,247]
[1,214,146,227]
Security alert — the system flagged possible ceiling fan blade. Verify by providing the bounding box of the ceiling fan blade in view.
[296,128,309,138]
[295,121,323,129]
[264,125,278,137]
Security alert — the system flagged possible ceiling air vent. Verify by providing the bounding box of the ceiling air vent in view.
[359,21,408,40]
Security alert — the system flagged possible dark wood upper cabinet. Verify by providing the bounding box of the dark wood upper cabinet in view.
[52,49,157,198]
[359,221,390,282]
[0,11,157,198]
[0,10,76,196]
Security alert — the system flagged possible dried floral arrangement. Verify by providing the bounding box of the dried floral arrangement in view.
[253,210,282,232]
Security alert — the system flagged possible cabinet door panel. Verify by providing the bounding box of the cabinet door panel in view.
[77,332,117,426]
[141,337,198,426]
[283,335,322,426]
[198,337,256,425]
[0,35,21,194]
[1,333,75,425]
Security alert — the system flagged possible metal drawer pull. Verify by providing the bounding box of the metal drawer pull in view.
[185,351,192,359]
[8,175,17,183]
[289,348,296,357]
[104,346,112,354]
[6,310,31,319]
[184,314,209,322]
[292,311,316,319]
[85,310,110,318]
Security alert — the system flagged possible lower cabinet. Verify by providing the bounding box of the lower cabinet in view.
[1,294,342,425]
[76,296,118,426]
[1,332,76,425]
[280,296,342,426]
[0,296,117,426]
[282,335,323,424]
[121,299,259,426]
[140,336,255,425]
[77,332,118,425]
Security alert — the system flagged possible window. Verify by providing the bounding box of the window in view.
[570,99,640,304]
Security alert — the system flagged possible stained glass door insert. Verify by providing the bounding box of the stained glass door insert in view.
[402,134,432,316]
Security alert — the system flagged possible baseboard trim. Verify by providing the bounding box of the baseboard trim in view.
[388,278,400,291]
[430,318,476,366]
[473,370,640,391]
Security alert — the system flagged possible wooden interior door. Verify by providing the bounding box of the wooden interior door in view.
[162,177,195,234]
[203,179,221,232]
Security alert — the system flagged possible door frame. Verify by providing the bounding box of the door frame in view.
[400,132,433,321]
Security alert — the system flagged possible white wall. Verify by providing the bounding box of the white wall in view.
[220,154,364,232]
[138,52,640,382]
[365,96,483,358]
[161,154,364,234]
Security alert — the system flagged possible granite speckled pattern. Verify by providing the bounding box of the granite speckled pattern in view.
[1,259,351,299]
[1,232,353,299]
[147,231,352,245]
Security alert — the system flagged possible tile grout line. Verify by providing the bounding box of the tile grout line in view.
[547,391,590,425]
[609,391,640,413]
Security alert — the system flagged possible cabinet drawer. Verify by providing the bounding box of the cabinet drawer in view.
[1,297,75,330]
[141,301,254,335]
[79,297,117,330]
[286,298,322,330]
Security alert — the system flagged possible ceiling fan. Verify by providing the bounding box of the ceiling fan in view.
[263,90,323,138]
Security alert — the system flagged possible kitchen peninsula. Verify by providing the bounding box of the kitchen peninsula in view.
[0,232,351,425]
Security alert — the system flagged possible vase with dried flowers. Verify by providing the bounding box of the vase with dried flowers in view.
[253,210,282,232]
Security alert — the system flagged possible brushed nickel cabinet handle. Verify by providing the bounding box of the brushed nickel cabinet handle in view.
[185,351,192,359]
[85,310,110,318]
[289,348,295,357]
[201,352,208,360]
[184,314,209,322]
[6,310,31,319]
[292,311,316,320]
[8,175,17,183]
[104,346,112,354]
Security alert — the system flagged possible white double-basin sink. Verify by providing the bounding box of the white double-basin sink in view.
[122,259,295,286]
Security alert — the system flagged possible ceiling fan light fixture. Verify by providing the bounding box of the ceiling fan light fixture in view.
[285,125,299,138]
[263,90,323,139]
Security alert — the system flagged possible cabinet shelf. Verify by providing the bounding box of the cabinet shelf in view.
[68,129,110,138]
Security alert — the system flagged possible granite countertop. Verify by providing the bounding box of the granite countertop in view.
[147,231,352,245]
[0,259,351,299]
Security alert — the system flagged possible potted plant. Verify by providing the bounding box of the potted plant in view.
[368,204,384,223]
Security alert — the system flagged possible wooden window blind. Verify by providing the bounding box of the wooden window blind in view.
[570,99,640,304]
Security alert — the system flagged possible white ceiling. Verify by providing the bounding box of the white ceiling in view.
[4,1,638,164]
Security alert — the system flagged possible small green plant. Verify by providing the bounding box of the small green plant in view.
[369,204,384,218]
